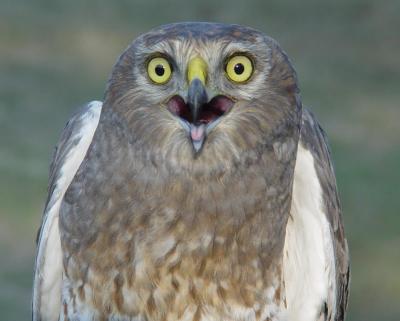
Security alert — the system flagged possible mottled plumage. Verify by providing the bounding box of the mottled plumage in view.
[33,22,349,321]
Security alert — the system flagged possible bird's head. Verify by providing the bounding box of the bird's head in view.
[104,22,302,174]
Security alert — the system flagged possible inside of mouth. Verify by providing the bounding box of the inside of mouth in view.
[167,95,233,125]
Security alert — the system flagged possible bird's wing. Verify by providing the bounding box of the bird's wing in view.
[32,101,102,321]
[283,108,350,321]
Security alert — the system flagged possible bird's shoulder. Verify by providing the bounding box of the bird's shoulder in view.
[44,101,103,213]
[33,101,102,321]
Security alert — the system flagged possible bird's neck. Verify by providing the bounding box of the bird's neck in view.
[92,116,296,261]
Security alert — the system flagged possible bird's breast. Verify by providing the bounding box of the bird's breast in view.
[62,167,291,321]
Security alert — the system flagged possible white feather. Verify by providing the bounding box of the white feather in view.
[283,143,336,321]
[33,101,102,321]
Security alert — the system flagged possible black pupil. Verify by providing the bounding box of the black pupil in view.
[155,64,165,76]
[234,63,245,75]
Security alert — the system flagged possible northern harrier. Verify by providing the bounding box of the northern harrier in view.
[33,22,349,321]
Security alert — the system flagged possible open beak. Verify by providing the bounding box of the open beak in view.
[186,57,208,151]
[167,56,234,153]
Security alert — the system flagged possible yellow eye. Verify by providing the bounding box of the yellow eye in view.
[147,57,172,84]
[225,55,253,83]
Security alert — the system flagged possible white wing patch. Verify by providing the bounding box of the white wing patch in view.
[283,143,336,321]
[33,101,102,321]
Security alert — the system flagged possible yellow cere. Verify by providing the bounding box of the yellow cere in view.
[187,56,207,85]
[226,55,253,83]
[147,57,172,84]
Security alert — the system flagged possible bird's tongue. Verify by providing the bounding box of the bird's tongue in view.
[190,124,206,141]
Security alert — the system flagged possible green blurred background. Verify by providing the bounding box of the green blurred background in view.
[1,0,399,320]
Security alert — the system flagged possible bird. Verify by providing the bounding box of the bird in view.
[32,22,349,321]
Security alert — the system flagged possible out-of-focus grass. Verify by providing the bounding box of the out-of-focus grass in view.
[0,0,399,320]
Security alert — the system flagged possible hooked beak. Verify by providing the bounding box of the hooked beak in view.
[187,81,208,152]
[187,57,208,152]
[187,78,208,125]
[167,56,234,153]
